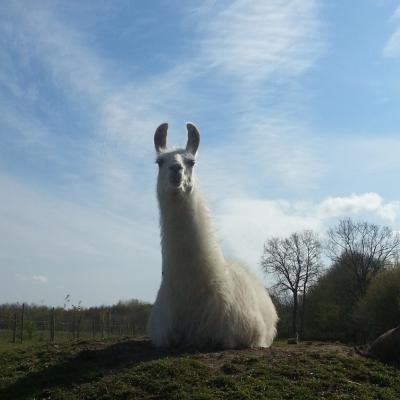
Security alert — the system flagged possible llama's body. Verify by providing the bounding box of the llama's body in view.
[147,123,278,349]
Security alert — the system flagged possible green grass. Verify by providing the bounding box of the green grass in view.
[0,339,399,399]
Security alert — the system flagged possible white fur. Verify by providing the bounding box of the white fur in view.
[147,123,278,348]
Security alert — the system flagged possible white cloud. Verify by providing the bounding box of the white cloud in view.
[395,5,400,19]
[15,274,48,284]
[316,193,400,222]
[383,5,400,57]
[33,275,48,283]
[214,192,400,280]
[383,29,400,57]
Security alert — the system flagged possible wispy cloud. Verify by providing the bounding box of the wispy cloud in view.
[383,5,400,57]
[15,274,48,284]
[0,2,166,217]
[33,275,48,283]
[0,0,326,206]
[193,0,324,192]
[197,0,323,84]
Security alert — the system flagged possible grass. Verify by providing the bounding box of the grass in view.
[0,338,399,399]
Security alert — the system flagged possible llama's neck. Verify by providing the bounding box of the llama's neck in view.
[158,187,225,279]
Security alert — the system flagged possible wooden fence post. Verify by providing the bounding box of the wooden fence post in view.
[77,314,81,340]
[132,323,136,337]
[108,309,111,337]
[12,313,17,343]
[72,310,76,340]
[20,303,25,344]
[49,307,55,343]
[49,309,51,342]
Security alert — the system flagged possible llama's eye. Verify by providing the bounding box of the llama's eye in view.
[156,159,164,167]
[186,159,195,167]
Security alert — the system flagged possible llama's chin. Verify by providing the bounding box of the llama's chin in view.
[167,178,193,194]
[171,184,190,194]
[164,181,183,194]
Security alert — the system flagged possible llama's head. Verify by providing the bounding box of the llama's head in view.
[154,122,200,196]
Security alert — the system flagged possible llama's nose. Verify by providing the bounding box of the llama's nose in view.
[169,163,183,173]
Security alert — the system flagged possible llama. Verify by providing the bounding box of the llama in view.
[146,122,278,349]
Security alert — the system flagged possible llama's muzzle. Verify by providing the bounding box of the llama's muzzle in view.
[169,175,182,187]
[169,163,183,186]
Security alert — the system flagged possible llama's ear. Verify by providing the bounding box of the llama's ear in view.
[154,123,168,153]
[186,122,200,155]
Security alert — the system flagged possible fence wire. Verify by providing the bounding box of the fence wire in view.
[0,303,149,344]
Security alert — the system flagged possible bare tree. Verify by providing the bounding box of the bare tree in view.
[326,218,400,297]
[297,230,322,338]
[261,230,322,337]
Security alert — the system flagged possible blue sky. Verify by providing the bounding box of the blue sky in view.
[1,0,400,306]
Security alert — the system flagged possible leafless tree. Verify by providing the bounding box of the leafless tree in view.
[326,218,400,297]
[261,230,322,337]
[297,230,322,338]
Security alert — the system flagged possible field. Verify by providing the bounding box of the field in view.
[0,338,399,400]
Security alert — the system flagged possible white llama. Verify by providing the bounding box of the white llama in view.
[147,122,278,349]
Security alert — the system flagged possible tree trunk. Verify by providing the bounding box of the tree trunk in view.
[292,293,298,337]
[300,292,306,340]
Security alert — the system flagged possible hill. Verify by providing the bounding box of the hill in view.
[1,339,399,399]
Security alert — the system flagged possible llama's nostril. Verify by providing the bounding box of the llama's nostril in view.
[169,164,183,173]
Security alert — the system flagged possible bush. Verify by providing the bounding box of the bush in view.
[304,261,359,341]
[356,266,400,341]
